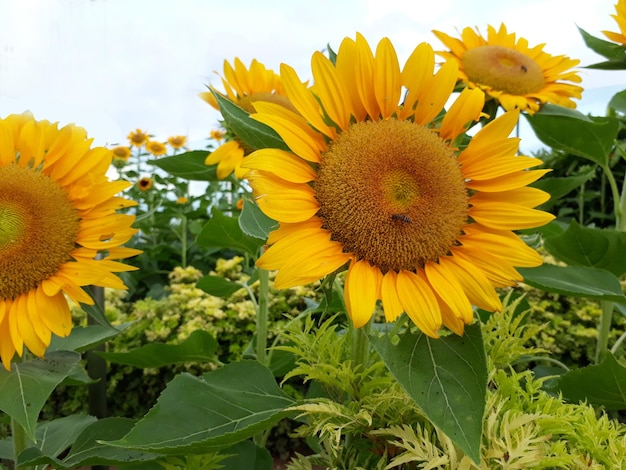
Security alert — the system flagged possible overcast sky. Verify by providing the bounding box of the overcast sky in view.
[0,0,623,153]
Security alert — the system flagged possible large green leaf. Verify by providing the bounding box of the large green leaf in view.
[609,89,626,114]
[197,207,264,257]
[18,417,160,469]
[220,440,273,470]
[519,264,626,305]
[0,351,81,441]
[238,196,278,241]
[578,27,626,68]
[47,323,128,353]
[196,275,245,298]
[213,91,289,151]
[525,104,619,166]
[98,330,217,368]
[543,221,626,277]
[531,167,596,210]
[105,361,295,454]
[371,323,487,464]
[553,353,626,410]
[151,150,218,181]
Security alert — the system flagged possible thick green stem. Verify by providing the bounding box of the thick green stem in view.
[602,164,623,230]
[595,301,615,364]
[12,417,33,470]
[180,214,188,268]
[349,319,371,374]
[618,173,626,232]
[255,268,270,365]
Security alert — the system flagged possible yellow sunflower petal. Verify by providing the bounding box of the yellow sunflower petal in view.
[243,148,316,183]
[373,37,402,119]
[399,42,435,120]
[396,270,441,337]
[440,255,502,312]
[344,260,382,328]
[424,261,473,324]
[380,270,404,322]
[311,51,354,130]
[439,87,485,141]
[354,32,380,119]
[336,36,369,121]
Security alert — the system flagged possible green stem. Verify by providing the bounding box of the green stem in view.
[180,214,187,268]
[255,268,270,365]
[595,301,614,364]
[602,164,623,230]
[618,172,626,232]
[12,417,33,470]
[349,319,371,374]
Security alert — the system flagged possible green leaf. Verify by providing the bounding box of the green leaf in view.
[531,167,596,209]
[18,417,160,469]
[238,196,278,241]
[0,351,81,441]
[544,220,626,277]
[525,104,619,166]
[220,440,272,470]
[212,91,289,151]
[197,275,245,298]
[609,89,626,114]
[81,301,115,328]
[555,353,626,410]
[98,330,217,368]
[47,324,128,353]
[197,208,264,257]
[578,26,626,65]
[105,361,295,454]
[519,264,626,305]
[371,323,487,464]
[151,150,218,181]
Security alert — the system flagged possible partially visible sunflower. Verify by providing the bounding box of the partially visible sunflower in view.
[145,140,167,157]
[112,145,131,161]
[242,34,554,336]
[433,24,583,113]
[176,196,188,204]
[0,112,141,369]
[127,128,150,147]
[210,129,226,141]
[200,58,297,179]
[603,0,626,45]
[167,135,187,150]
[138,177,153,191]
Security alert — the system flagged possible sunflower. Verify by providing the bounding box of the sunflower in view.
[112,145,132,161]
[127,128,150,147]
[210,129,226,141]
[241,34,554,336]
[138,177,153,191]
[167,135,187,150]
[432,24,583,113]
[145,140,167,157]
[603,0,626,45]
[200,58,297,179]
[0,112,140,369]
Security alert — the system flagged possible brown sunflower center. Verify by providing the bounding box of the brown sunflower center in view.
[461,45,546,95]
[0,165,80,299]
[315,119,468,273]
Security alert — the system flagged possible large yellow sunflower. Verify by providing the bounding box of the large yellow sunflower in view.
[603,0,626,45]
[432,24,583,113]
[241,34,554,336]
[0,112,141,369]
[200,58,297,179]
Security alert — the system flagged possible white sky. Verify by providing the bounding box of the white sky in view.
[0,0,624,153]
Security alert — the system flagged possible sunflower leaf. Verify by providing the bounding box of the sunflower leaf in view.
[371,323,487,465]
[609,89,626,114]
[0,351,81,441]
[543,220,626,277]
[519,264,626,305]
[577,26,626,65]
[151,150,218,181]
[102,361,295,454]
[18,417,160,469]
[524,104,619,166]
[197,207,264,257]
[96,329,218,368]
[212,91,290,151]
[238,196,278,240]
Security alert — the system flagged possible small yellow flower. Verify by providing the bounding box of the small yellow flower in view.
[176,196,188,204]
[210,129,226,141]
[603,0,626,45]
[112,145,131,161]
[127,129,150,147]
[433,24,583,113]
[145,140,167,157]
[167,135,187,149]
[138,177,153,191]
